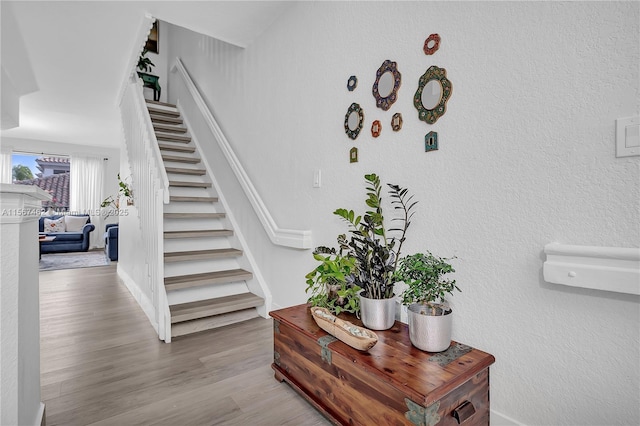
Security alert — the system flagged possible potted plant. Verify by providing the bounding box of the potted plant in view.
[395,252,460,352]
[333,173,417,330]
[305,235,360,315]
[101,174,133,209]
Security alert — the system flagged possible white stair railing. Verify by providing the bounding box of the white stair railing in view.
[120,74,171,341]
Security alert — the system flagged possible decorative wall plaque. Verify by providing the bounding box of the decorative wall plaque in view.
[350,147,358,163]
[344,103,364,140]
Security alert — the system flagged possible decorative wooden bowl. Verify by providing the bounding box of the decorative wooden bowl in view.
[310,307,378,351]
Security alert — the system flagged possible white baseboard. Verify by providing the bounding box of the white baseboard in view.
[35,402,45,426]
[117,265,159,335]
[491,409,523,426]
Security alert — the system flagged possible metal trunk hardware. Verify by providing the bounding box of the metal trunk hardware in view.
[317,335,337,365]
[405,399,441,426]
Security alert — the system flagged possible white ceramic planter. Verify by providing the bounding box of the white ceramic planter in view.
[407,303,452,352]
[359,292,396,330]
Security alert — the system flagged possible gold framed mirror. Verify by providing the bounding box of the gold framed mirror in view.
[344,103,364,140]
[413,65,452,125]
[372,60,401,111]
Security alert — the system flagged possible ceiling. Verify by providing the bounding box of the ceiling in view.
[0,1,292,149]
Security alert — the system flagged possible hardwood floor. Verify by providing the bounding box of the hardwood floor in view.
[39,264,330,425]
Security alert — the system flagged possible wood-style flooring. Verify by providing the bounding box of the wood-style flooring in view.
[39,264,330,425]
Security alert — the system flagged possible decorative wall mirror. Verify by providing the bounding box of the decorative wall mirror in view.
[423,34,440,55]
[372,60,401,111]
[413,65,452,125]
[391,113,403,131]
[350,147,358,163]
[344,103,364,139]
[425,131,438,152]
[371,120,381,137]
[347,75,358,91]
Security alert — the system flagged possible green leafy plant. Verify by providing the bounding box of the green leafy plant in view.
[101,174,133,208]
[334,173,417,300]
[305,237,360,315]
[395,252,460,315]
[137,48,155,73]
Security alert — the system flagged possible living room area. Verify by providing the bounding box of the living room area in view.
[2,138,122,271]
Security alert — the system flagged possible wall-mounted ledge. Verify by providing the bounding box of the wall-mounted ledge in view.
[543,242,640,296]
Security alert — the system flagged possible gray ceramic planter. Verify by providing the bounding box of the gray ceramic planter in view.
[359,292,396,330]
[407,303,452,352]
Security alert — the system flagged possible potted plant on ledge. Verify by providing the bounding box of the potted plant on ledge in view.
[395,252,460,352]
[333,173,417,330]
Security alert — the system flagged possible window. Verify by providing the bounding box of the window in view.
[12,153,71,212]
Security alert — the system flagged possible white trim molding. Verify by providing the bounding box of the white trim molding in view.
[116,14,155,107]
[543,242,640,296]
[170,58,312,249]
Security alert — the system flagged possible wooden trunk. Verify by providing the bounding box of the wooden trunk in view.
[271,304,495,426]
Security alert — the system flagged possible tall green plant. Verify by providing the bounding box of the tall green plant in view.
[334,173,417,300]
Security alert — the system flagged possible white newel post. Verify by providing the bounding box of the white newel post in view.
[0,184,50,426]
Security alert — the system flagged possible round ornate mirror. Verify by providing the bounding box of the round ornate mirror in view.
[413,65,452,125]
[344,103,364,140]
[372,60,401,111]
[347,75,358,91]
[421,80,443,110]
[423,34,441,55]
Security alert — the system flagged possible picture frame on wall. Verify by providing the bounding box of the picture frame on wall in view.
[145,20,159,54]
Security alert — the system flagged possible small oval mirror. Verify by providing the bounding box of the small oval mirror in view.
[421,80,443,110]
[348,111,360,130]
[378,72,394,98]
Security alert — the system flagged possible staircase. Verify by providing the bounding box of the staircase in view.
[145,99,264,339]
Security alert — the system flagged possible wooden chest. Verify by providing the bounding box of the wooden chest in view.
[270,304,495,426]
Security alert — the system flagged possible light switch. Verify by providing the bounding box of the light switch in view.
[616,116,640,157]
[625,124,640,148]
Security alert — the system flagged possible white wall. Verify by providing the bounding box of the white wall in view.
[165,2,639,425]
[0,185,49,426]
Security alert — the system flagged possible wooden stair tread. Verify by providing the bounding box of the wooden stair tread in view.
[169,195,218,202]
[164,212,225,219]
[170,293,263,323]
[159,143,196,153]
[146,99,176,108]
[165,269,253,291]
[164,229,232,239]
[165,167,206,176]
[153,124,187,134]
[168,180,211,188]
[150,115,183,125]
[170,309,259,338]
[162,154,201,164]
[147,106,180,117]
[156,133,191,143]
[164,248,242,262]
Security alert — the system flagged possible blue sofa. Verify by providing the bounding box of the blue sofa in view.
[39,214,95,254]
[104,223,118,261]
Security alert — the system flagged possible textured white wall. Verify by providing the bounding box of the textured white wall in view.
[165,2,639,425]
[0,186,48,426]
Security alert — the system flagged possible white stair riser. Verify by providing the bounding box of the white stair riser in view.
[164,258,241,276]
[164,203,219,214]
[169,187,215,197]
[164,238,232,252]
[167,281,250,305]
